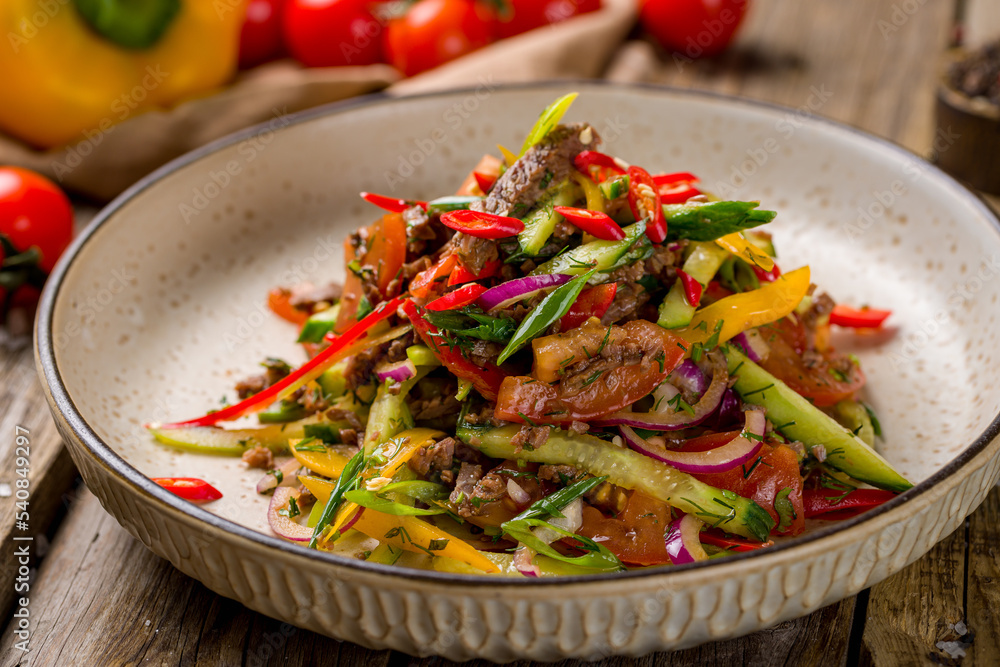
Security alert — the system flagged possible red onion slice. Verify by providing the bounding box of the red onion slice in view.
[594,356,728,431]
[256,458,302,495]
[731,329,770,363]
[477,274,573,311]
[664,514,709,564]
[374,358,417,384]
[514,547,540,577]
[267,487,313,542]
[667,360,708,395]
[506,479,531,507]
[620,409,767,474]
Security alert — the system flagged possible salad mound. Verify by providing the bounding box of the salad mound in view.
[148,94,911,576]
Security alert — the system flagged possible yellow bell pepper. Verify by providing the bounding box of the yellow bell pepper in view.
[715,232,776,272]
[571,171,605,214]
[0,0,246,148]
[678,266,811,346]
[289,439,351,479]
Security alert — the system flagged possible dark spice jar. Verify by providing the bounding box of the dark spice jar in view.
[934,40,1000,195]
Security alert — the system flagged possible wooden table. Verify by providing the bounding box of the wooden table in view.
[3,1,999,664]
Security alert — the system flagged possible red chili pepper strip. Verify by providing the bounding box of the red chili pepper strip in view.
[560,283,618,330]
[447,258,501,287]
[360,191,427,213]
[676,269,704,308]
[553,206,626,241]
[751,262,782,283]
[154,297,404,429]
[573,150,626,183]
[652,171,702,204]
[440,210,524,239]
[699,530,773,553]
[803,489,898,520]
[828,305,892,329]
[403,299,507,401]
[410,254,458,299]
[627,166,667,243]
[473,171,497,194]
[152,477,223,502]
[426,284,488,311]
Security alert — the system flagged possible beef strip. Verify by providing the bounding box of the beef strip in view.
[510,424,551,452]
[801,291,835,329]
[409,437,457,476]
[288,283,342,312]
[538,464,584,484]
[410,393,462,421]
[449,462,483,506]
[234,358,292,399]
[450,122,599,273]
[326,407,364,431]
[241,445,273,470]
[601,283,650,324]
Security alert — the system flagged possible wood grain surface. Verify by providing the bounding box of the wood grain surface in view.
[3,1,998,665]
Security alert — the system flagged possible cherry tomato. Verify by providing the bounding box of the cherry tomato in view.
[239,0,285,68]
[760,317,866,407]
[683,432,805,536]
[384,0,494,77]
[0,167,73,274]
[284,0,383,68]
[447,258,501,287]
[409,254,458,299]
[639,0,749,59]
[152,477,224,502]
[578,491,673,566]
[494,0,601,39]
[334,213,407,334]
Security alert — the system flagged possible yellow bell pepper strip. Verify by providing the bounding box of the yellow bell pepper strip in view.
[571,171,606,214]
[716,232,776,272]
[289,439,352,479]
[497,144,518,167]
[0,0,247,148]
[676,266,810,348]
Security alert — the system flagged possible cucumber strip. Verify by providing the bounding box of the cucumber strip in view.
[724,347,912,492]
[361,365,436,457]
[457,423,774,541]
[834,400,876,447]
[531,221,647,276]
[148,415,324,456]
[518,179,579,256]
[297,305,341,344]
[657,242,730,329]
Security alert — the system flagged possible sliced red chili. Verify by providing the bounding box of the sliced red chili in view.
[553,206,626,241]
[440,210,525,239]
[627,166,667,243]
[653,171,702,204]
[573,150,626,183]
[560,283,618,330]
[152,477,223,502]
[409,254,458,299]
[360,191,427,213]
[447,258,502,287]
[676,269,704,307]
[154,297,404,429]
[426,283,488,311]
[699,529,773,553]
[402,299,507,401]
[473,171,497,194]
[752,262,782,283]
[828,305,892,329]
[803,489,897,520]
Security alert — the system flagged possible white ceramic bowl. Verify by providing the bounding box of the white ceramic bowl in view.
[37,83,1000,661]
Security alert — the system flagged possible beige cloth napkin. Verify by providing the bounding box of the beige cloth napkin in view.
[0,0,635,203]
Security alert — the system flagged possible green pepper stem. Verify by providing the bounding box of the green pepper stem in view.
[73,0,181,50]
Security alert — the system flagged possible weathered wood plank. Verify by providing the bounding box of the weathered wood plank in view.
[0,489,393,667]
[966,487,1000,664]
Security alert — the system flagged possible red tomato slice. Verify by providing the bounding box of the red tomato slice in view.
[410,254,458,300]
[268,287,309,325]
[334,213,407,334]
[577,491,674,566]
[803,488,897,520]
[559,283,618,330]
[447,258,502,287]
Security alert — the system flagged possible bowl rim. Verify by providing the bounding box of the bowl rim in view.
[36,80,1000,587]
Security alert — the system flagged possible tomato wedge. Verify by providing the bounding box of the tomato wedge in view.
[553,206,625,241]
[153,477,223,502]
[653,171,701,204]
[440,210,524,239]
[334,213,407,334]
[360,191,427,213]
[426,283,488,311]
[403,299,507,401]
[676,269,703,307]
[573,150,625,183]
[577,491,674,566]
[267,287,309,325]
[627,166,667,243]
[409,254,458,300]
[559,283,618,330]
[447,258,502,287]
[803,488,897,520]
[828,305,892,329]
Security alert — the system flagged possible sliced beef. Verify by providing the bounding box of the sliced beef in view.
[644,243,683,284]
[235,374,267,400]
[511,424,551,452]
[234,358,291,399]
[801,291,835,330]
[449,462,483,506]
[288,282,342,312]
[538,464,584,484]
[241,445,273,470]
[326,407,364,431]
[409,437,457,476]
[601,282,650,324]
[410,393,462,421]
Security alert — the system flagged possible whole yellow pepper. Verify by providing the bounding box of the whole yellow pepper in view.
[0,0,246,148]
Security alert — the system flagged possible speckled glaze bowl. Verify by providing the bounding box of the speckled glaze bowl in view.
[37,83,1000,661]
